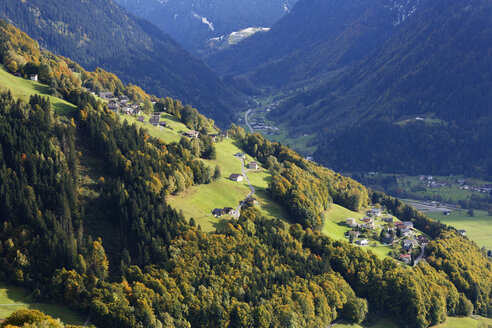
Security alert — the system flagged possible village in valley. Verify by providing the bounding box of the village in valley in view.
[344,207,431,265]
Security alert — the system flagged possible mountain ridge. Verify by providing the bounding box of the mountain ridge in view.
[0,0,244,126]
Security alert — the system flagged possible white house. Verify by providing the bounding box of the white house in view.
[229,174,243,182]
[356,239,369,246]
[247,162,260,170]
[346,218,357,227]
[29,74,38,81]
[371,208,382,217]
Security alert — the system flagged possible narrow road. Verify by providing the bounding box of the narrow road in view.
[244,109,254,133]
[83,316,91,327]
[234,157,256,218]
[413,246,425,266]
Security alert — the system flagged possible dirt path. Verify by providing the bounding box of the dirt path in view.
[234,157,255,217]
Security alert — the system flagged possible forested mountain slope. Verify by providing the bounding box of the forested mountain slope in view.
[0,0,243,126]
[116,0,296,55]
[207,0,421,88]
[0,21,490,328]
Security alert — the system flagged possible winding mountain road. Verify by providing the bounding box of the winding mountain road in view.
[244,109,254,133]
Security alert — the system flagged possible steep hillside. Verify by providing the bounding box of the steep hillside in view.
[116,0,296,55]
[0,21,490,328]
[0,0,243,126]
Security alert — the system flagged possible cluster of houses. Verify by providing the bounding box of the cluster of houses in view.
[98,92,145,116]
[398,235,429,264]
[345,207,434,265]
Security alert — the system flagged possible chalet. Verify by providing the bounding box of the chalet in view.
[99,92,114,100]
[362,217,373,223]
[229,174,243,182]
[416,235,429,246]
[158,121,167,127]
[183,130,200,138]
[356,239,369,246]
[383,217,394,223]
[443,211,452,216]
[132,107,142,115]
[149,116,160,125]
[14,72,21,77]
[399,254,412,264]
[209,134,219,142]
[402,221,414,229]
[382,234,394,245]
[137,116,145,122]
[346,218,357,228]
[212,208,225,217]
[458,230,466,236]
[122,107,132,114]
[119,95,129,103]
[370,208,382,217]
[247,162,260,170]
[395,222,406,230]
[220,131,229,138]
[107,100,119,111]
[363,222,375,229]
[401,228,414,238]
[402,239,416,252]
[348,231,361,239]
[245,197,259,205]
[29,74,38,81]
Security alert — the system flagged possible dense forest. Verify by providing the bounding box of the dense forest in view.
[0,0,243,126]
[0,21,490,328]
[314,120,492,180]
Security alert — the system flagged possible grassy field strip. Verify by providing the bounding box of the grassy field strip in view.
[0,281,85,325]
[0,65,76,114]
[334,315,492,328]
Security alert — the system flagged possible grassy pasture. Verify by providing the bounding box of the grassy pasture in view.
[0,65,76,114]
[425,210,492,249]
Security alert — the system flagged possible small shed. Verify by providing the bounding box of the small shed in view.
[229,174,243,182]
[356,239,369,246]
[247,162,260,170]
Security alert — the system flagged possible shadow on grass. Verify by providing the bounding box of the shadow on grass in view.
[211,218,233,231]
[0,281,85,325]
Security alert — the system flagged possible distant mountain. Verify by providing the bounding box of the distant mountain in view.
[209,0,492,177]
[115,0,296,55]
[0,0,243,126]
[207,0,422,88]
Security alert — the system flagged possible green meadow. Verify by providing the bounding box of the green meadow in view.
[335,315,492,328]
[167,137,287,232]
[122,112,191,144]
[426,210,492,249]
[0,281,85,325]
[0,65,76,114]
